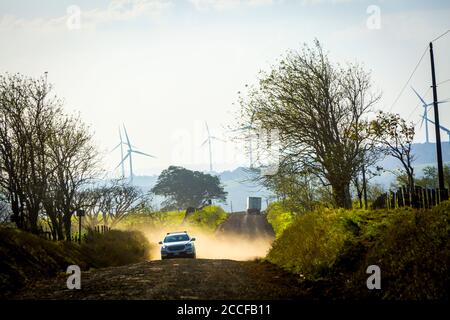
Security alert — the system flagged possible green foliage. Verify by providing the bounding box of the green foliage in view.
[118,205,227,234]
[267,204,450,299]
[0,227,152,296]
[267,208,355,279]
[118,209,185,231]
[82,230,151,268]
[183,205,228,232]
[152,166,227,209]
[266,202,297,237]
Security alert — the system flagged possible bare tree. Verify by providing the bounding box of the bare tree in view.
[0,73,60,233]
[238,40,380,208]
[84,180,146,229]
[38,113,100,240]
[0,73,100,239]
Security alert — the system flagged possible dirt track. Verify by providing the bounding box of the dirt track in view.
[13,258,306,300]
[13,214,304,300]
[216,212,275,239]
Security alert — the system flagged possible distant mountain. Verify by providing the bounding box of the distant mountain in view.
[371,142,450,188]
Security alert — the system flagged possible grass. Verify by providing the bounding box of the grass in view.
[266,202,450,300]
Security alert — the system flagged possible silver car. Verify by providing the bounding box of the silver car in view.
[159,231,196,259]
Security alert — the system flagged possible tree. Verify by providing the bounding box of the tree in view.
[238,40,380,208]
[401,164,450,189]
[0,73,100,239]
[83,179,147,228]
[0,73,59,233]
[152,166,227,210]
[370,111,415,191]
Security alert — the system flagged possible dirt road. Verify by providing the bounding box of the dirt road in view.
[216,212,275,239]
[14,213,304,300]
[14,258,306,300]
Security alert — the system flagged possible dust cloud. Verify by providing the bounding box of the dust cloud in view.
[143,226,274,261]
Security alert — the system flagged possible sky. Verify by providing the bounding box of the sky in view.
[1,0,450,177]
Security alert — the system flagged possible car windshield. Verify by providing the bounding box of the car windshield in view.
[164,234,190,243]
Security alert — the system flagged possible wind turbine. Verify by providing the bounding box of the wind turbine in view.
[232,124,255,168]
[411,87,449,144]
[111,127,127,178]
[201,122,223,172]
[116,125,155,183]
[422,116,450,143]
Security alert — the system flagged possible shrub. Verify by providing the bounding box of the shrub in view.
[184,205,227,232]
[82,229,152,267]
[266,202,297,237]
[266,203,450,299]
[0,227,152,296]
[0,227,88,296]
[267,208,355,279]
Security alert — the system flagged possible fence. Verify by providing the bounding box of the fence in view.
[71,225,111,242]
[372,186,449,210]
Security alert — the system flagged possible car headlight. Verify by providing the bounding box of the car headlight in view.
[185,243,192,248]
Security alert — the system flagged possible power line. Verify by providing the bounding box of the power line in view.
[431,29,450,43]
[438,78,450,86]
[388,46,428,112]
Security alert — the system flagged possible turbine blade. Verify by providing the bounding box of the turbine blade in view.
[111,142,122,152]
[420,111,425,129]
[411,86,429,108]
[115,153,130,169]
[200,138,209,147]
[205,121,210,137]
[132,150,155,158]
[119,127,123,143]
[211,136,226,142]
[123,124,131,147]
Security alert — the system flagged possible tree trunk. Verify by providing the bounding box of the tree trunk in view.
[63,213,73,241]
[332,182,352,209]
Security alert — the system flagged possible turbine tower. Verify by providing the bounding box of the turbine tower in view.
[411,87,448,144]
[233,124,255,168]
[111,127,126,178]
[116,125,155,183]
[201,121,223,172]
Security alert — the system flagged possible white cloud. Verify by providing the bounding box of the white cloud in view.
[188,0,277,11]
[0,0,173,31]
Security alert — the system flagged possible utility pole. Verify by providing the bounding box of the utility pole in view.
[429,42,447,199]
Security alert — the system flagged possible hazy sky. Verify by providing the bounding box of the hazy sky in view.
[1,0,450,176]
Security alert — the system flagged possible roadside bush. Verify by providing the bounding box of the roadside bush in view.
[267,208,355,278]
[266,202,297,237]
[184,205,227,232]
[0,227,152,296]
[0,227,88,296]
[266,203,450,299]
[82,229,152,268]
[118,210,185,231]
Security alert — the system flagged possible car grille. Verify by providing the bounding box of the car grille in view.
[167,245,185,251]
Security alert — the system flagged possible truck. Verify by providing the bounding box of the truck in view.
[246,196,262,214]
